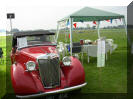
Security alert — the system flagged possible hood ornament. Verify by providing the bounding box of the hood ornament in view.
[37,53,59,60]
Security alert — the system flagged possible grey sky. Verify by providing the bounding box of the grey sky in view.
[5,6,127,31]
[0,0,132,31]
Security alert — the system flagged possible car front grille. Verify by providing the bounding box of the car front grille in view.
[38,57,60,88]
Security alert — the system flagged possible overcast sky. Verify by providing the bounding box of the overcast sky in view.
[0,0,132,31]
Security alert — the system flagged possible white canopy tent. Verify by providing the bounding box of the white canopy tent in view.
[56,7,127,56]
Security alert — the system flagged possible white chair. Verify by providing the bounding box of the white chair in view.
[106,39,114,46]
[84,39,92,44]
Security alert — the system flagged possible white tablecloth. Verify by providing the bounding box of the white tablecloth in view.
[81,44,111,57]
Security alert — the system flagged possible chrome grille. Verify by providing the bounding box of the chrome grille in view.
[38,57,60,88]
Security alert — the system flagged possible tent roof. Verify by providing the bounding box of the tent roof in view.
[59,7,124,22]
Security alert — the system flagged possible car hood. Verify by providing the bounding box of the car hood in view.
[20,45,58,59]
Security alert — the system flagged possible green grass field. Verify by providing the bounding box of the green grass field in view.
[0,36,6,99]
[58,29,127,93]
[1,29,127,98]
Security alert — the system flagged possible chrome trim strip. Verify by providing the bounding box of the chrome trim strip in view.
[16,82,87,99]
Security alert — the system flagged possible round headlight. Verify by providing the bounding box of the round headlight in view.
[62,56,71,66]
[26,61,36,71]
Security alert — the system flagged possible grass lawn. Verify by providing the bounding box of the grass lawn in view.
[58,29,127,93]
[4,29,127,98]
[0,36,6,99]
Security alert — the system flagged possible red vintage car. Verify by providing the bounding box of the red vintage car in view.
[10,30,86,98]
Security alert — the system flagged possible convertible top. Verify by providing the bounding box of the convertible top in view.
[13,30,55,38]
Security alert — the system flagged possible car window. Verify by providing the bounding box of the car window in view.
[17,35,56,48]
[17,37,28,48]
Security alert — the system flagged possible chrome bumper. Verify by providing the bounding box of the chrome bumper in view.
[16,82,87,98]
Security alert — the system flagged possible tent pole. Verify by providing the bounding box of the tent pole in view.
[56,22,59,43]
[97,21,100,39]
[69,18,73,56]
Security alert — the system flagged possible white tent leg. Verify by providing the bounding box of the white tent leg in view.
[56,22,60,43]
[69,18,73,56]
[97,21,100,39]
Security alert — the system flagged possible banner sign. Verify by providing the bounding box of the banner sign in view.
[97,39,105,67]
[7,13,15,19]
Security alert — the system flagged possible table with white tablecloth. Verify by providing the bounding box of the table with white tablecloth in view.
[56,41,117,63]
[81,43,117,63]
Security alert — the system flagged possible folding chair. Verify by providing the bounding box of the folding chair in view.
[72,42,81,53]
[0,48,4,64]
[72,42,82,59]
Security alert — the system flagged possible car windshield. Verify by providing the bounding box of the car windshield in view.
[17,35,56,48]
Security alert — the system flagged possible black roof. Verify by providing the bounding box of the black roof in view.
[13,30,55,38]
